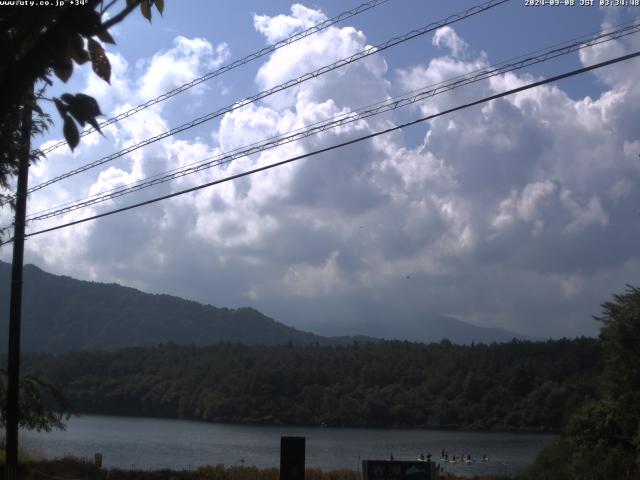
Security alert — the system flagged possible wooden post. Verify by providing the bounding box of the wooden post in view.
[280,436,305,480]
[5,91,33,478]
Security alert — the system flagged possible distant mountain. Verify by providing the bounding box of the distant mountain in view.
[349,315,540,345]
[0,261,533,352]
[0,262,354,352]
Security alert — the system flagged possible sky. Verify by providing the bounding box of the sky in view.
[1,0,639,340]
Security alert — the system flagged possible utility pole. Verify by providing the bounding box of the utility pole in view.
[5,91,33,480]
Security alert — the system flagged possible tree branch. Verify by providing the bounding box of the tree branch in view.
[99,0,142,32]
[101,0,120,14]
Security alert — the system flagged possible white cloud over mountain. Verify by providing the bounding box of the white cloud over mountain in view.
[4,4,640,339]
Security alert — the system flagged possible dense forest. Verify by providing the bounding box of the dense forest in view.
[21,337,600,432]
[522,286,640,480]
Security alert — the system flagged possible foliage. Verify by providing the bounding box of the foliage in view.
[19,337,600,432]
[0,86,51,231]
[596,286,640,408]
[0,368,74,432]
[0,445,38,465]
[0,0,164,198]
[14,457,495,480]
[524,286,640,479]
[519,438,573,480]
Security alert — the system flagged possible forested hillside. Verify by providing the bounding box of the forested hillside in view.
[0,262,532,350]
[0,262,340,351]
[22,338,600,432]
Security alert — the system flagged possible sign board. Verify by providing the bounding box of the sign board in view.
[362,460,438,480]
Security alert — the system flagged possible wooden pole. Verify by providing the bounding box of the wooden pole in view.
[5,91,33,478]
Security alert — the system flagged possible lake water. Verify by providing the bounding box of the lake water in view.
[21,415,555,477]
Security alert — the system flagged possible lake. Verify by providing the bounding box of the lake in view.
[21,415,555,477]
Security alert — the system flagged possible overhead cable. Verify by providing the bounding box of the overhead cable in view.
[3,49,637,246]
[24,20,640,222]
[38,0,392,156]
[20,0,509,199]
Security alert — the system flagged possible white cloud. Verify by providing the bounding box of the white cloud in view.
[518,181,558,223]
[561,191,608,233]
[253,4,327,44]
[255,18,387,110]
[138,36,230,101]
[84,51,132,115]
[8,9,640,341]
[432,26,469,58]
[283,250,349,297]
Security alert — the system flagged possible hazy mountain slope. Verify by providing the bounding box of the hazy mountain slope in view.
[311,315,539,345]
[0,262,326,352]
[368,315,539,344]
[0,261,534,352]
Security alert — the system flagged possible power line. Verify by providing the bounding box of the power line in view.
[4,49,637,246]
[17,0,509,200]
[37,0,392,157]
[26,0,509,195]
[20,20,640,223]
[23,20,640,223]
[9,18,640,228]
[29,19,640,219]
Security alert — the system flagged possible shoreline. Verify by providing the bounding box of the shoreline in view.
[21,414,551,475]
[52,411,563,435]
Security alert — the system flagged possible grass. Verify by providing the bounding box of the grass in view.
[0,448,40,465]
[0,457,514,480]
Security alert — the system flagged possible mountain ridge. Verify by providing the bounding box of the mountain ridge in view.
[1,260,534,352]
[0,261,338,352]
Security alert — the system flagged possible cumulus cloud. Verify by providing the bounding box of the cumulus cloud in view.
[138,36,230,101]
[283,251,350,297]
[254,7,387,110]
[6,6,640,341]
[253,4,327,44]
[432,26,469,58]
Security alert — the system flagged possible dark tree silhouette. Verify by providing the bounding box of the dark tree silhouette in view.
[0,0,163,196]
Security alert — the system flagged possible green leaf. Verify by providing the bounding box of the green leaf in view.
[62,93,104,131]
[74,93,103,117]
[53,98,67,118]
[86,117,105,137]
[88,38,111,84]
[96,29,116,45]
[32,104,45,117]
[77,10,102,37]
[68,34,90,65]
[140,0,152,21]
[155,0,164,15]
[63,115,80,151]
[53,55,73,82]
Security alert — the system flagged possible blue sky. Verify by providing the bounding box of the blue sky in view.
[2,0,640,340]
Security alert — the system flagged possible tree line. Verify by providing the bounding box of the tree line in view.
[20,337,600,432]
[523,286,640,479]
